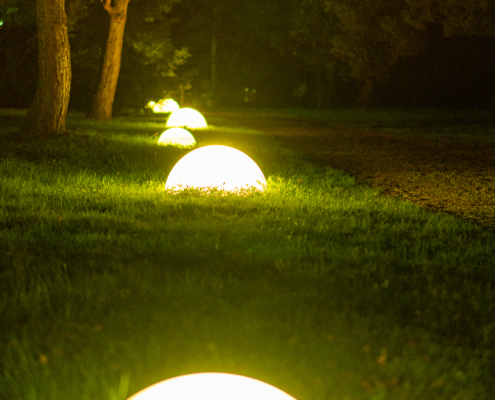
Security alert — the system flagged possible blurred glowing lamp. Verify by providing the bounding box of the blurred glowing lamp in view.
[165,145,266,192]
[166,108,207,129]
[127,372,297,400]
[148,99,180,113]
[158,128,196,147]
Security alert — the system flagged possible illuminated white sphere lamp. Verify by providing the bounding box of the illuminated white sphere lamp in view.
[148,99,180,113]
[127,372,297,400]
[165,145,266,192]
[166,108,208,129]
[158,128,196,148]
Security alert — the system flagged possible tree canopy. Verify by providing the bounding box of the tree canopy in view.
[1,0,494,111]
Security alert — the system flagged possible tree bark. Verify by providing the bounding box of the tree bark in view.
[87,0,130,121]
[210,32,217,107]
[209,6,218,108]
[358,74,374,110]
[314,62,324,109]
[324,63,335,108]
[23,0,71,137]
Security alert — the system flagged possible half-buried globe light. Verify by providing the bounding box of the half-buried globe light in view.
[148,98,180,113]
[166,108,207,129]
[158,128,196,148]
[165,145,266,192]
[127,372,297,400]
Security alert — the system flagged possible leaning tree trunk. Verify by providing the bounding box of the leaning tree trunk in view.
[87,0,130,121]
[23,0,71,137]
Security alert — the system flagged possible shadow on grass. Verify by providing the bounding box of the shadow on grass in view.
[1,196,494,367]
[0,129,190,178]
[0,115,26,129]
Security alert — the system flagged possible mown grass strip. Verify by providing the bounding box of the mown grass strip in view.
[0,110,494,400]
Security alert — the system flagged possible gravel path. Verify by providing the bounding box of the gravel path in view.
[209,111,495,232]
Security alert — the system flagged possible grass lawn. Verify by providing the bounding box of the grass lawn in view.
[247,107,495,144]
[1,108,494,400]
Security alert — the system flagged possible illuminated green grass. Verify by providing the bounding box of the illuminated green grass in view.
[0,110,494,400]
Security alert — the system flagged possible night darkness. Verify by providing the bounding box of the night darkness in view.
[0,0,494,111]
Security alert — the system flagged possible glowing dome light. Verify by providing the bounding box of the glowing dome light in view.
[166,108,208,129]
[127,372,297,400]
[165,145,266,192]
[158,128,196,148]
[148,99,180,113]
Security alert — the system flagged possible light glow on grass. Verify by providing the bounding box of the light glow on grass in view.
[127,372,297,400]
[165,145,266,192]
[147,99,180,113]
[166,108,207,129]
[157,128,196,148]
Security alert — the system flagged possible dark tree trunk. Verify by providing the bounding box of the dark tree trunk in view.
[87,0,130,121]
[358,75,374,110]
[210,32,217,107]
[23,0,71,137]
[314,62,324,109]
[209,6,218,108]
[324,63,335,108]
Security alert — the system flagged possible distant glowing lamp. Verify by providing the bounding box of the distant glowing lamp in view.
[127,372,297,400]
[148,99,180,113]
[165,145,266,192]
[166,108,207,129]
[158,128,196,147]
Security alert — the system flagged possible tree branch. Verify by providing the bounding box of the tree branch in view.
[101,0,131,16]
[101,0,113,13]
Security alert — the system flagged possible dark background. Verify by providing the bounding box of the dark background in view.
[0,0,494,112]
